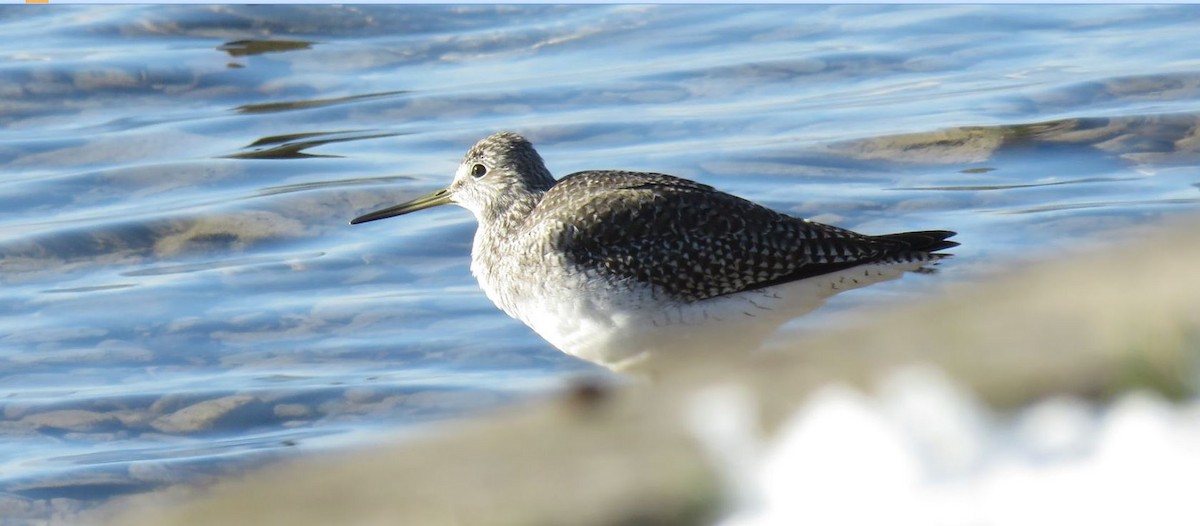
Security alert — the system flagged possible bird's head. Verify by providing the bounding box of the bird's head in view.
[351,131,555,225]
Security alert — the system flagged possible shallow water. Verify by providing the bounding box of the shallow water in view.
[1,4,1198,522]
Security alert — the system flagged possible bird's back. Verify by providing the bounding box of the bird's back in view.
[522,170,956,303]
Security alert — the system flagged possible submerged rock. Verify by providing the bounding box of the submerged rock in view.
[22,410,121,433]
[150,395,266,434]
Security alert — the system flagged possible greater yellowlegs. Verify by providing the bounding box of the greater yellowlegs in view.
[352,132,957,372]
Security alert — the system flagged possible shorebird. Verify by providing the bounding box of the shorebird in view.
[352,132,957,372]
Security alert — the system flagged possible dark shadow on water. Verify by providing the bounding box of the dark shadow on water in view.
[223,130,406,159]
[247,131,357,147]
[219,39,313,57]
[233,90,410,115]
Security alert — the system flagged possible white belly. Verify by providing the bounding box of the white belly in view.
[487,261,923,373]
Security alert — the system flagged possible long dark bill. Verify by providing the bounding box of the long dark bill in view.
[350,188,452,225]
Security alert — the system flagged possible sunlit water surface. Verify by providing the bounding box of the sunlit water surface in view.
[2,5,1199,522]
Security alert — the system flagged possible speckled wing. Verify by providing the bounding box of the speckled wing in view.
[530,171,957,302]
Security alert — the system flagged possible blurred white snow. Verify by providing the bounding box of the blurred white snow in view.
[687,367,1200,526]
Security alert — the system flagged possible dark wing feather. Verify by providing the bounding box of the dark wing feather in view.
[531,171,956,302]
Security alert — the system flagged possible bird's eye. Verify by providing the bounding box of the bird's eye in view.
[470,163,487,178]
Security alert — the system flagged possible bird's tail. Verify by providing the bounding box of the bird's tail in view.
[867,230,959,274]
[874,230,959,253]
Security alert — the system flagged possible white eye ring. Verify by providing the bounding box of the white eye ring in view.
[470,163,487,178]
